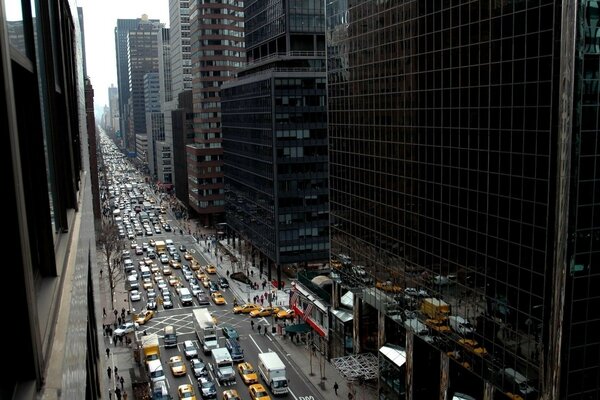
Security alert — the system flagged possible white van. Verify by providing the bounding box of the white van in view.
[179,287,194,306]
[146,359,166,383]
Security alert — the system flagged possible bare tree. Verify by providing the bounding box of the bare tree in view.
[98,222,125,304]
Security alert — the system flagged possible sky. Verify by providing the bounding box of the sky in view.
[77,0,169,110]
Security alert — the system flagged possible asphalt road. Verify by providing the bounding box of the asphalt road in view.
[123,217,320,400]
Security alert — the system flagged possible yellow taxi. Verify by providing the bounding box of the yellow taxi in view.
[201,277,211,288]
[249,384,271,400]
[169,260,182,269]
[177,383,196,399]
[237,362,258,385]
[162,266,172,276]
[135,310,154,325]
[205,265,217,274]
[249,307,280,318]
[169,355,187,377]
[196,271,207,280]
[276,308,295,319]
[143,278,154,290]
[212,292,226,305]
[184,252,194,261]
[169,276,181,286]
[233,303,260,314]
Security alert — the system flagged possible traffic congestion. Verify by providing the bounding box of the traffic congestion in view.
[99,134,319,400]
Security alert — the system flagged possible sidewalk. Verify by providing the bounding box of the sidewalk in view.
[97,249,137,400]
[188,222,375,400]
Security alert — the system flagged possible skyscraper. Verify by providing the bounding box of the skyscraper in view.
[114,16,160,152]
[1,0,100,397]
[221,0,329,283]
[326,1,599,399]
[169,0,192,95]
[187,0,245,224]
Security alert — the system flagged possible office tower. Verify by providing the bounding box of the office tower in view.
[169,0,192,95]
[1,0,100,398]
[173,91,195,205]
[108,84,120,135]
[187,0,245,224]
[221,0,329,284]
[127,17,161,150]
[141,72,161,169]
[115,16,160,152]
[326,1,599,399]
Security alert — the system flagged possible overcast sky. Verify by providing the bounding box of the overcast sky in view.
[77,0,169,109]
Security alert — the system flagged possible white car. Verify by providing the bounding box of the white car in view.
[114,322,137,337]
[183,340,198,359]
[130,290,142,302]
[404,288,429,297]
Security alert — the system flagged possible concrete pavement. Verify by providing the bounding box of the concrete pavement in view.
[184,221,376,400]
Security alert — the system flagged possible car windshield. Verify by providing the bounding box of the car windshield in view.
[200,381,213,389]
[273,380,288,388]
[243,368,255,374]
[255,389,269,397]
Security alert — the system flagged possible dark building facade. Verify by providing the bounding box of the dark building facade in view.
[187,0,245,224]
[173,90,195,205]
[1,0,100,398]
[127,18,161,149]
[222,0,329,284]
[326,1,600,399]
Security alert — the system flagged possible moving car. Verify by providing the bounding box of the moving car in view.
[276,308,295,319]
[183,340,198,359]
[114,322,137,337]
[211,292,226,305]
[177,383,196,399]
[169,355,187,377]
[197,376,216,399]
[233,303,260,314]
[218,277,229,289]
[205,265,217,274]
[190,358,208,378]
[222,326,239,340]
[248,384,271,400]
[249,307,279,318]
[237,362,258,385]
[135,310,155,325]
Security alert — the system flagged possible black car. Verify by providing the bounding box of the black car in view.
[146,300,157,310]
[208,281,220,293]
[218,277,229,289]
[179,244,187,252]
[197,376,217,399]
[190,358,208,377]
[197,293,210,305]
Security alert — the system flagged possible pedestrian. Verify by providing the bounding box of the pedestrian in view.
[115,387,121,400]
[120,376,124,390]
[251,320,255,330]
[226,270,230,277]
[114,309,118,319]
[114,366,118,378]
[100,269,103,278]
[263,325,267,335]
[108,389,112,399]
[107,366,112,379]
[251,270,254,277]
[122,391,128,400]
[106,347,110,358]
[258,325,262,334]
[334,382,339,395]
[103,307,107,318]
[118,316,122,326]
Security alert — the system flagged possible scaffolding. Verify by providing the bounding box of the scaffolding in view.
[331,353,379,381]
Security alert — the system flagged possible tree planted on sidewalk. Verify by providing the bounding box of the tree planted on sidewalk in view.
[98,222,125,304]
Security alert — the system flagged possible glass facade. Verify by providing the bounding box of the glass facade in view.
[326,1,599,399]
[222,74,329,267]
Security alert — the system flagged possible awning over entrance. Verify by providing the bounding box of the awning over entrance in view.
[331,353,379,381]
[285,323,311,333]
[379,344,406,368]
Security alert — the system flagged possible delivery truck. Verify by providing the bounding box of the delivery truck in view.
[193,308,219,354]
[257,352,288,395]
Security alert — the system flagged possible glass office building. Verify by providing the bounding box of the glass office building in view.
[222,0,329,283]
[326,1,599,399]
